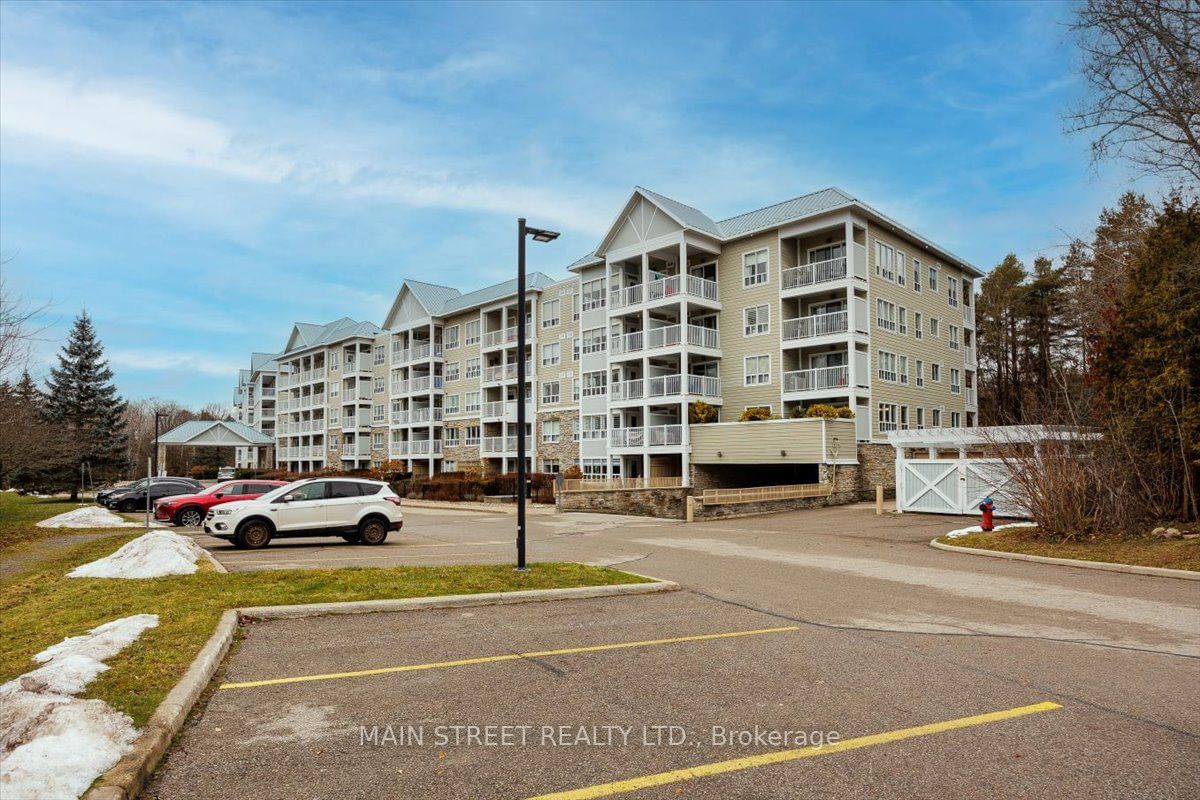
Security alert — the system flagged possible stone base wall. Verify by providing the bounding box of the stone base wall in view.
[856,444,896,498]
[536,410,580,470]
[693,490,856,520]
[557,487,690,520]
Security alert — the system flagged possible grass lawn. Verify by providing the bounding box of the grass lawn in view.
[0,492,94,549]
[0,494,649,727]
[939,528,1200,572]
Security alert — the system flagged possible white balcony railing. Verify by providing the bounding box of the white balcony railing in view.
[686,324,719,350]
[611,330,644,355]
[483,327,517,348]
[783,365,850,393]
[964,305,976,327]
[610,379,644,402]
[964,344,976,365]
[609,427,644,448]
[646,374,681,397]
[389,442,409,457]
[609,424,683,448]
[966,386,978,407]
[610,284,644,310]
[646,324,682,350]
[481,436,519,454]
[782,256,848,291]
[686,374,721,398]
[782,311,848,341]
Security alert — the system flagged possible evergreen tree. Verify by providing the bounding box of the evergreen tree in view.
[1020,257,1072,406]
[977,254,1028,423]
[42,311,129,497]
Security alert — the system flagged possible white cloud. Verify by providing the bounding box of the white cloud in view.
[108,348,243,377]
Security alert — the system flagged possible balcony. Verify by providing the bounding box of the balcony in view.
[408,407,444,424]
[483,361,532,384]
[966,386,978,407]
[783,365,850,394]
[782,311,848,342]
[964,344,976,365]
[964,305,976,327]
[611,374,722,403]
[610,284,643,310]
[409,439,443,456]
[610,424,683,449]
[481,435,518,454]
[482,400,531,421]
[483,327,517,349]
[610,330,644,356]
[782,256,847,291]
[648,274,719,304]
[261,387,276,397]
[341,442,372,458]
[389,442,409,458]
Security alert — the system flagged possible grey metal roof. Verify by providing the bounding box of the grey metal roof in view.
[437,272,557,315]
[249,352,278,374]
[567,253,603,270]
[283,317,381,355]
[157,419,274,446]
[714,187,855,238]
[405,280,462,315]
[634,186,721,237]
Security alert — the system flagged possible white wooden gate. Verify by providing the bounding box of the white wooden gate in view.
[899,458,1028,517]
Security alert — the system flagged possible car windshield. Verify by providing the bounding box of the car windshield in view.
[197,483,231,496]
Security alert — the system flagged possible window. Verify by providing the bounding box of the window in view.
[743,249,769,286]
[329,433,340,447]
[465,392,481,413]
[569,338,578,361]
[542,381,560,404]
[878,351,898,382]
[329,351,340,370]
[876,299,897,332]
[445,325,459,350]
[932,408,942,427]
[542,299,560,328]
[374,345,385,365]
[900,405,910,430]
[445,427,459,445]
[916,407,925,429]
[914,312,924,340]
[878,402,898,433]
[913,260,922,292]
[899,355,909,385]
[464,320,481,345]
[572,377,580,402]
[929,317,940,338]
[465,358,481,379]
[744,305,770,336]
[542,420,560,443]
[330,382,339,398]
[582,278,606,311]
[583,371,607,396]
[286,482,328,502]
[582,458,607,477]
[391,339,404,362]
[929,266,939,291]
[445,362,460,382]
[950,368,961,394]
[898,307,908,336]
[582,327,607,354]
[465,425,480,446]
[947,279,959,308]
[374,376,385,394]
[896,252,907,286]
[329,409,341,426]
[876,242,895,281]
[542,342,560,366]
[582,415,607,439]
[542,459,561,473]
[444,394,460,415]
[443,459,457,472]
[572,293,580,321]
[371,433,384,448]
[951,411,961,427]
[744,355,770,386]
[931,363,942,382]
[915,359,925,388]
[949,325,960,350]
[372,404,385,423]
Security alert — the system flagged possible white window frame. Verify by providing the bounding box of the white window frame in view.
[931,363,942,383]
[878,402,898,433]
[898,306,908,336]
[445,427,460,445]
[465,358,481,379]
[582,415,607,439]
[913,259,922,293]
[464,320,481,345]
[444,394,460,415]
[582,371,607,396]
[465,392,481,413]
[743,249,769,287]
[582,327,607,354]
[542,381,560,404]
[541,342,560,367]
[445,325,459,350]
[541,299,560,328]
[875,242,895,281]
[914,311,924,340]
[445,362,460,382]
[950,368,961,395]
[744,304,770,336]
[929,317,940,338]
[899,355,909,385]
[876,299,897,332]
[915,359,925,388]
[582,278,606,311]
[929,266,939,292]
[896,251,907,286]
[541,419,560,443]
[744,354,770,386]
[878,351,898,383]
[465,425,480,446]
[949,325,961,351]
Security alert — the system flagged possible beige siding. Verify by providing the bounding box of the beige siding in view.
[866,226,971,437]
[691,418,855,464]
[716,231,782,418]
[535,279,582,413]
[442,308,481,425]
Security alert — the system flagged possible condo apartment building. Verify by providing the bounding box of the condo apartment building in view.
[239,186,981,484]
[231,351,279,468]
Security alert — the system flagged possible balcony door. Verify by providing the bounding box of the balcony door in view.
[809,352,847,369]
[808,243,845,264]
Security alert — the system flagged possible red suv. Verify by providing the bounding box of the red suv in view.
[155,480,288,527]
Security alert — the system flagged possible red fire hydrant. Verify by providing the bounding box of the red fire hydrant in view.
[979,497,995,532]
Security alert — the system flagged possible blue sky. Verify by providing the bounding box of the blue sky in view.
[0,1,1158,407]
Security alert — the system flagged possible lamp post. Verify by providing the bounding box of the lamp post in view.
[516,218,559,570]
[153,411,168,478]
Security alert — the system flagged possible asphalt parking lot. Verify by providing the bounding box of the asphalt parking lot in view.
[151,503,1200,798]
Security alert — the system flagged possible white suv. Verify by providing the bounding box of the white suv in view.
[204,478,403,549]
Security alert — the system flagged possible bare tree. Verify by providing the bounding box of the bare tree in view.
[1066,0,1200,184]
[0,260,53,382]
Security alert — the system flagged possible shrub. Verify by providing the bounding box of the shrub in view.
[188,465,217,479]
[562,465,583,480]
[738,406,773,422]
[800,403,855,420]
[689,400,719,424]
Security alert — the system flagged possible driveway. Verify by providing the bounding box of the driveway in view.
[148,503,1200,798]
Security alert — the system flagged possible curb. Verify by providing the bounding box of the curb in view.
[930,538,1200,581]
[81,577,675,799]
[238,578,678,619]
[84,609,238,800]
[399,499,558,515]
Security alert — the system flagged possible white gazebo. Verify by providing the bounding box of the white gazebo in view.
[156,420,276,473]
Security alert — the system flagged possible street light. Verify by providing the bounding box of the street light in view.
[516,218,559,571]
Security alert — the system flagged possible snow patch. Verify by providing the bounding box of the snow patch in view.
[943,521,1039,540]
[0,614,158,799]
[36,507,140,529]
[68,532,206,579]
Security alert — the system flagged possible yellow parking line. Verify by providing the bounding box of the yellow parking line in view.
[219,625,800,690]
[525,701,1063,800]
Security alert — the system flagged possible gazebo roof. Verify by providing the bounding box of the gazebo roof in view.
[157,420,274,447]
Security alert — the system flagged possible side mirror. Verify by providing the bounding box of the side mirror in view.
[278,494,297,503]
[214,493,224,499]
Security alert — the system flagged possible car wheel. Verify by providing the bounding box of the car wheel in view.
[237,520,273,549]
[118,499,139,513]
[175,507,204,527]
[358,518,388,546]
[341,533,361,543]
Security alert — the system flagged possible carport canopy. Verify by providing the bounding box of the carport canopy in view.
[887,424,1096,452]
[157,420,274,448]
